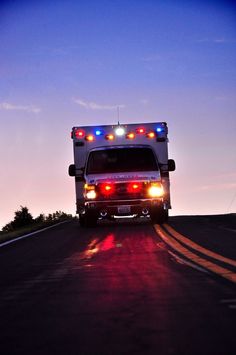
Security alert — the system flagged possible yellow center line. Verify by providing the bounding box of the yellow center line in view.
[163,223,236,268]
[154,225,236,284]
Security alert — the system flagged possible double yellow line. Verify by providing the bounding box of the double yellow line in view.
[154,224,236,284]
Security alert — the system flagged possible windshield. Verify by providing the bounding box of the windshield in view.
[86,147,158,174]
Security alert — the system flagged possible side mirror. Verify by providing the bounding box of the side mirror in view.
[68,164,85,180]
[76,168,85,181]
[68,164,76,177]
[168,159,176,172]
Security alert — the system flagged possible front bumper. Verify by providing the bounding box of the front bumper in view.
[83,198,164,217]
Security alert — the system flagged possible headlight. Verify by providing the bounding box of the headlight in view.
[148,182,164,198]
[84,184,97,199]
[86,190,97,199]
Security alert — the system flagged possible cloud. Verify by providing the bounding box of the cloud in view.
[141,54,161,62]
[140,99,149,105]
[0,102,41,113]
[214,96,228,101]
[73,98,125,111]
[214,38,226,43]
[197,38,236,44]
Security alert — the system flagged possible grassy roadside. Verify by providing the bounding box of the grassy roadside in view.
[0,217,75,245]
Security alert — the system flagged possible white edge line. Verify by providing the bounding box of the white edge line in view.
[219,227,236,233]
[220,299,236,304]
[168,250,210,274]
[0,220,69,248]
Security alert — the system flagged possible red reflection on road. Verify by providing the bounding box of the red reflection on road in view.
[100,234,115,251]
[83,239,99,259]
[82,234,116,259]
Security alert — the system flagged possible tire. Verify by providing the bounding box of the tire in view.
[79,213,85,227]
[150,206,167,225]
[163,209,169,222]
[84,210,98,227]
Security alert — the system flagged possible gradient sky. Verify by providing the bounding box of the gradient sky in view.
[0,0,236,228]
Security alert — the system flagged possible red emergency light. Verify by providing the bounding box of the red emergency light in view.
[100,183,115,195]
[127,182,142,193]
[136,127,146,134]
[74,128,85,139]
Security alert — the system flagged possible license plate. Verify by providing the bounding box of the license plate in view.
[118,205,131,214]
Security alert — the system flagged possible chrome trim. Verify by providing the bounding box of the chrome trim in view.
[85,198,162,206]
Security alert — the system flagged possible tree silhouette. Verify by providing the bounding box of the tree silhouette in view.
[1,207,73,233]
[12,206,33,228]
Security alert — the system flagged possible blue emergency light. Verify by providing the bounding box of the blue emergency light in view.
[156,127,163,133]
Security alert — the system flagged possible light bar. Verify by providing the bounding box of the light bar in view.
[72,125,166,141]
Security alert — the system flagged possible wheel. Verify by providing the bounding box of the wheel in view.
[163,209,169,222]
[84,210,98,227]
[79,213,85,227]
[150,206,167,224]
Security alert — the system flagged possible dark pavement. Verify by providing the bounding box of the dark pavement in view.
[0,219,236,355]
[169,214,236,260]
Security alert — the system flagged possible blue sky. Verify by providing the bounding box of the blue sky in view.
[0,0,236,227]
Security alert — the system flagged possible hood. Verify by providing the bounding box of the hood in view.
[86,171,161,184]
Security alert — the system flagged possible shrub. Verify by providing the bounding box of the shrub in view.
[11,206,34,229]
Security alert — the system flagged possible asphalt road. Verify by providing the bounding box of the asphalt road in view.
[169,215,236,260]
[0,218,236,355]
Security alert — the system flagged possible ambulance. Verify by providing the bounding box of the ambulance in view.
[69,122,175,226]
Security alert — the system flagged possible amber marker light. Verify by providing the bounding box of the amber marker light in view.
[105,134,115,140]
[126,132,135,139]
[146,131,156,138]
[85,134,95,142]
